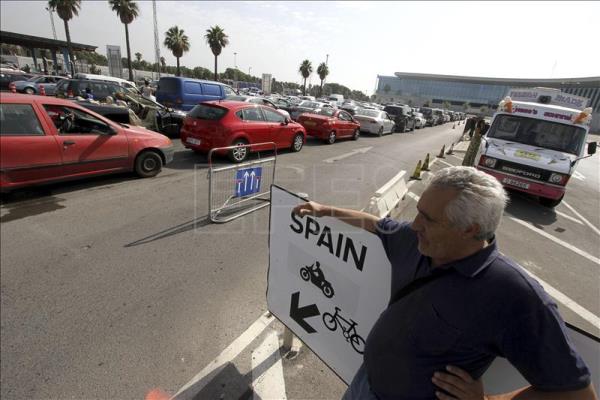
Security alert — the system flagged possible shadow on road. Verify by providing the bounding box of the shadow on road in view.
[125,215,212,247]
[171,344,282,400]
[505,189,557,227]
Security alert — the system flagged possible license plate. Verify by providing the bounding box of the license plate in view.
[304,121,316,126]
[502,177,530,189]
[186,137,201,145]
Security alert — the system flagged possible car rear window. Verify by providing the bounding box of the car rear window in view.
[202,83,221,96]
[188,104,228,120]
[0,104,45,136]
[158,78,180,94]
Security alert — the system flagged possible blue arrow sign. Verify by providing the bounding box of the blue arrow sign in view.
[235,167,262,197]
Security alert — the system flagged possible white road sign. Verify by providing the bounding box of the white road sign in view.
[267,184,600,393]
[267,185,392,384]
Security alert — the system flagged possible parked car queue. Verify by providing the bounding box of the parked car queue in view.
[1,73,466,192]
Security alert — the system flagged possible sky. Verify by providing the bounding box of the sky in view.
[1,1,599,95]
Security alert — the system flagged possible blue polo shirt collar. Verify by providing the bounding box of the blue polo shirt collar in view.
[434,236,499,278]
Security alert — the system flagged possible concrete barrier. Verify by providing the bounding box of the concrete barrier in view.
[365,170,408,218]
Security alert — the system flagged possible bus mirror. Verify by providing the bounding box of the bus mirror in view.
[588,142,597,155]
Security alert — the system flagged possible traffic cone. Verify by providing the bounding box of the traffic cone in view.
[437,145,446,158]
[410,160,422,180]
[421,153,431,171]
[39,85,46,96]
[8,82,16,93]
[446,142,455,155]
[452,123,456,129]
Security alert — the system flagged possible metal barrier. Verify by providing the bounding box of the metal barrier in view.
[208,142,277,223]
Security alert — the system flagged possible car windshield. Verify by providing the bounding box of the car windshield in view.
[188,104,228,120]
[487,114,586,155]
[421,108,433,115]
[357,110,381,118]
[227,95,248,101]
[317,108,335,117]
[157,78,179,94]
[299,101,319,108]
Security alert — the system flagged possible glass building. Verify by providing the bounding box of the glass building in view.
[375,72,600,131]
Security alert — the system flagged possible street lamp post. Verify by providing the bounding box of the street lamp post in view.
[233,52,237,86]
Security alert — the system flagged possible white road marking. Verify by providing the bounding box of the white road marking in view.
[438,159,455,168]
[252,331,287,400]
[555,211,584,225]
[448,154,463,161]
[562,201,600,236]
[572,171,586,181]
[406,192,420,201]
[510,258,600,329]
[323,146,372,163]
[509,217,600,265]
[174,312,275,398]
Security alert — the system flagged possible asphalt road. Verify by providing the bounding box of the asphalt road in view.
[1,124,598,399]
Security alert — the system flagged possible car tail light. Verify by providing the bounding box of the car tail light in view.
[369,120,378,124]
[478,155,497,168]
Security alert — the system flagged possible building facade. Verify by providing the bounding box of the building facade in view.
[374,72,600,132]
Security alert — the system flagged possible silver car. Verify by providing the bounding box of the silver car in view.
[354,109,395,136]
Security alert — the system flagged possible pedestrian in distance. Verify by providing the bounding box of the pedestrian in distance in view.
[292,166,595,400]
[462,119,486,167]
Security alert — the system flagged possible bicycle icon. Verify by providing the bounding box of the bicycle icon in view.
[299,262,334,298]
[322,306,365,354]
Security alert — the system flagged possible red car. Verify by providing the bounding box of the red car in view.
[180,101,306,163]
[0,94,174,192]
[297,108,361,144]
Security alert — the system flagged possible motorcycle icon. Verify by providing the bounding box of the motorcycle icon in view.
[299,262,335,298]
[322,306,365,354]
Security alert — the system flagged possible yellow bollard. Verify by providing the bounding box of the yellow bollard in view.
[410,160,422,180]
[437,145,446,158]
[422,153,431,171]
[446,142,455,155]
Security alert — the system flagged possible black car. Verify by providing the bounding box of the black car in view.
[55,78,132,101]
[383,104,416,132]
[77,93,186,137]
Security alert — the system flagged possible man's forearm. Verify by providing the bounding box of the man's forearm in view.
[321,205,380,233]
[489,384,597,400]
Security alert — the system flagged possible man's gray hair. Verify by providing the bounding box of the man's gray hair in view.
[429,166,508,240]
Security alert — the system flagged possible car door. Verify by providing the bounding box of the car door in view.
[239,106,271,146]
[261,107,289,148]
[39,103,129,176]
[0,102,64,187]
[337,110,353,137]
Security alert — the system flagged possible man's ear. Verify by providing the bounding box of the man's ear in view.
[462,223,481,240]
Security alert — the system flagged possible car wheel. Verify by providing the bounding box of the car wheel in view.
[377,126,384,137]
[352,128,360,140]
[24,87,36,95]
[391,124,396,133]
[229,139,249,163]
[326,131,336,144]
[291,133,304,152]
[135,150,163,178]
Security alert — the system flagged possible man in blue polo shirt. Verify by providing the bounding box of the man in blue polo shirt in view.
[293,166,595,400]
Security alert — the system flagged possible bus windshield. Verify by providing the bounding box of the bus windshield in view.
[487,114,586,155]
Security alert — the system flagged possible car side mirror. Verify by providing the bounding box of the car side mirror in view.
[588,141,597,155]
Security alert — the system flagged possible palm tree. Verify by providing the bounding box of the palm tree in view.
[109,0,139,82]
[160,56,166,73]
[204,25,229,81]
[163,26,190,77]
[317,62,329,97]
[47,0,80,76]
[298,60,312,96]
[135,52,142,63]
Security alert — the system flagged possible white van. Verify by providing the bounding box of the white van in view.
[73,73,138,93]
[475,87,596,207]
[328,94,344,106]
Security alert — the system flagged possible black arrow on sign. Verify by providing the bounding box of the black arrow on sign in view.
[290,291,320,333]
